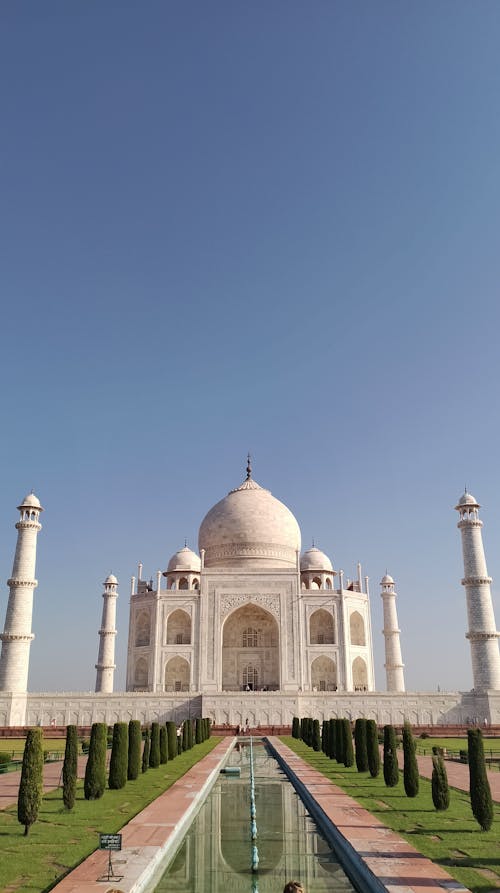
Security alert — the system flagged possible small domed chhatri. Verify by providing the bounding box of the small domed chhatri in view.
[380,573,394,585]
[18,492,42,510]
[198,457,301,568]
[456,490,479,508]
[300,546,333,573]
[104,573,118,585]
[166,545,201,574]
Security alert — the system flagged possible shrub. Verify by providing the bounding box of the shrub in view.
[109,722,128,789]
[127,720,142,780]
[420,731,430,739]
[195,718,202,744]
[149,722,161,768]
[84,723,107,800]
[366,720,380,778]
[343,719,354,768]
[468,728,493,831]
[336,719,345,764]
[18,729,44,835]
[328,718,336,759]
[167,722,177,760]
[431,754,450,811]
[292,717,300,739]
[160,725,168,764]
[321,720,329,754]
[383,725,399,788]
[402,723,419,797]
[142,730,150,773]
[312,719,321,752]
[182,721,189,752]
[0,751,11,765]
[62,725,78,810]
[354,718,368,772]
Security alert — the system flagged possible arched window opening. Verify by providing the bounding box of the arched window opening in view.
[312,576,322,589]
[353,656,368,691]
[311,656,337,691]
[166,609,191,645]
[325,577,332,589]
[165,656,190,692]
[350,611,365,646]
[242,627,258,647]
[309,609,335,645]
[134,657,148,689]
[243,665,259,691]
[192,578,199,590]
[179,577,189,591]
[135,611,150,647]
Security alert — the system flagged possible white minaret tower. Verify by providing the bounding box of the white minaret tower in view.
[380,573,405,692]
[95,574,118,693]
[456,491,500,691]
[0,493,43,692]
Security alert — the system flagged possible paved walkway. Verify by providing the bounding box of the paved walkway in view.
[0,742,493,892]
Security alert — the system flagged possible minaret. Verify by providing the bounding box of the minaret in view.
[380,573,405,692]
[0,493,43,692]
[456,491,500,690]
[95,574,118,693]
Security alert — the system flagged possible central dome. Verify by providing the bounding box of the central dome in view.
[198,473,301,568]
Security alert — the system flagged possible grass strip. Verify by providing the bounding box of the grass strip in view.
[281,736,500,893]
[0,737,220,893]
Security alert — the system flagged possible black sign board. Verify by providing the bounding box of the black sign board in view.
[99,833,122,851]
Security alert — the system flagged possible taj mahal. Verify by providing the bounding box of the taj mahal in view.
[0,459,500,729]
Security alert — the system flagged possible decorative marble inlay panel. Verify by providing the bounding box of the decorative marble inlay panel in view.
[220,593,280,619]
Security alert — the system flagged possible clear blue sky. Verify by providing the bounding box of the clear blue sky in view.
[1,2,500,693]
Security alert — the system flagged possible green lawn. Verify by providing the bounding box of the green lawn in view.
[415,737,500,758]
[0,738,220,893]
[282,737,500,893]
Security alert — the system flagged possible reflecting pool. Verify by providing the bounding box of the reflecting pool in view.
[154,740,355,893]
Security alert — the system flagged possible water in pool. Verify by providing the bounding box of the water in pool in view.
[154,740,355,892]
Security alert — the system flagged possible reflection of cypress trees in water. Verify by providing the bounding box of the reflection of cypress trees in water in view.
[155,742,355,892]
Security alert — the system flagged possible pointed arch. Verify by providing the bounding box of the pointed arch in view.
[135,610,150,647]
[309,609,335,644]
[222,603,279,691]
[311,655,337,691]
[166,609,191,644]
[165,656,190,691]
[350,610,365,646]
[352,656,368,690]
[134,657,148,689]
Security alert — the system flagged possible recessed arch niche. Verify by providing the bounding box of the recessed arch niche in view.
[166,609,191,644]
[349,611,365,646]
[311,655,337,691]
[165,656,190,691]
[352,656,368,690]
[222,603,279,691]
[309,609,335,644]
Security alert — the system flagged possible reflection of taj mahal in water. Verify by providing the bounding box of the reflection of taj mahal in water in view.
[159,742,353,893]
[1,461,500,727]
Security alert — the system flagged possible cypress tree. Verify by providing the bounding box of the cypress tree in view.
[336,719,345,764]
[142,730,150,773]
[328,718,336,759]
[300,717,306,742]
[354,719,368,772]
[366,720,380,778]
[321,720,329,754]
[188,718,194,749]
[182,720,189,751]
[109,722,128,790]
[84,723,107,800]
[127,720,142,780]
[195,718,202,744]
[149,722,161,768]
[312,719,321,751]
[431,754,450,811]
[292,717,300,739]
[160,725,168,764]
[468,728,493,831]
[343,719,354,768]
[383,725,399,788]
[62,725,78,810]
[17,728,44,835]
[402,722,419,797]
[167,721,177,760]
[206,717,211,738]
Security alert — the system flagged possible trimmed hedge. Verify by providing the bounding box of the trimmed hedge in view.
[383,724,399,788]
[128,720,142,780]
[84,723,107,800]
[109,722,128,789]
